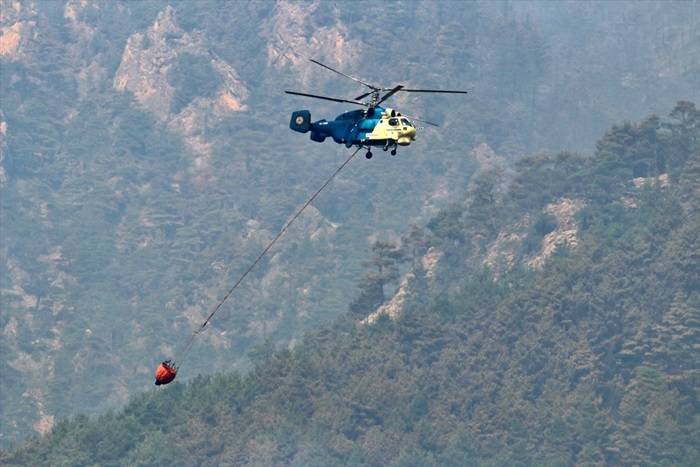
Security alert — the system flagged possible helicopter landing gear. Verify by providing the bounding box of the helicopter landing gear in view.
[365,150,373,159]
[388,142,398,156]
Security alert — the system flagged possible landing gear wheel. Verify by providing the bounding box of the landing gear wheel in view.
[390,149,397,156]
[365,150,373,159]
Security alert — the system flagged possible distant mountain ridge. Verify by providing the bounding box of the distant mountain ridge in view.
[1,0,699,446]
[3,102,698,466]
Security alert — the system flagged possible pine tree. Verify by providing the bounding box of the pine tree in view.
[349,241,406,319]
[652,292,700,373]
[362,240,406,300]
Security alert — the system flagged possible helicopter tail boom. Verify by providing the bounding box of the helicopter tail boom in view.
[290,110,311,133]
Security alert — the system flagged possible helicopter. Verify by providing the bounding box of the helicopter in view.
[286,59,468,159]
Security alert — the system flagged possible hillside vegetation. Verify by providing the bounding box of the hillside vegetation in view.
[2,0,699,445]
[3,103,698,466]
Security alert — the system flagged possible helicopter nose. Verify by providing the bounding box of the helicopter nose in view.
[397,125,417,146]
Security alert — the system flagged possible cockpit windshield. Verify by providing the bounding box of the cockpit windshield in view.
[401,118,413,127]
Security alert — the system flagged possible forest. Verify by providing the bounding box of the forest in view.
[3,102,698,466]
[1,0,698,456]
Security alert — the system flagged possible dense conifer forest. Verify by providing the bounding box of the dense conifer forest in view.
[1,0,698,457]
[3,103,698,466]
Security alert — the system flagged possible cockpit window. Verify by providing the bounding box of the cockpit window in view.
[401,118,412,126]
[388,118,399,126]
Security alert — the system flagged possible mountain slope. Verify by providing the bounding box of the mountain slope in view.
[3,103,698,466]
[1,0,699,445]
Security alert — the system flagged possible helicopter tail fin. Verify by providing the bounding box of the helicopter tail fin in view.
[290,110,311,133]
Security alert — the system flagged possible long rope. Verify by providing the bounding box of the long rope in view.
[175,147,362,367]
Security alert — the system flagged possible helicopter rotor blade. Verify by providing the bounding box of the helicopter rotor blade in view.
[374,85,404,107]
[309,59,379,91]
[355,91,374,101]
[285,91,367,107]
[400,89,469,94]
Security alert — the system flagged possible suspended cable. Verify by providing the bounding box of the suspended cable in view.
[173,147,361,368]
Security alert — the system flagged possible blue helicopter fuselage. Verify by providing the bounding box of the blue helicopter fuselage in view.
[289,106,416,149]
[321,108,379,146]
